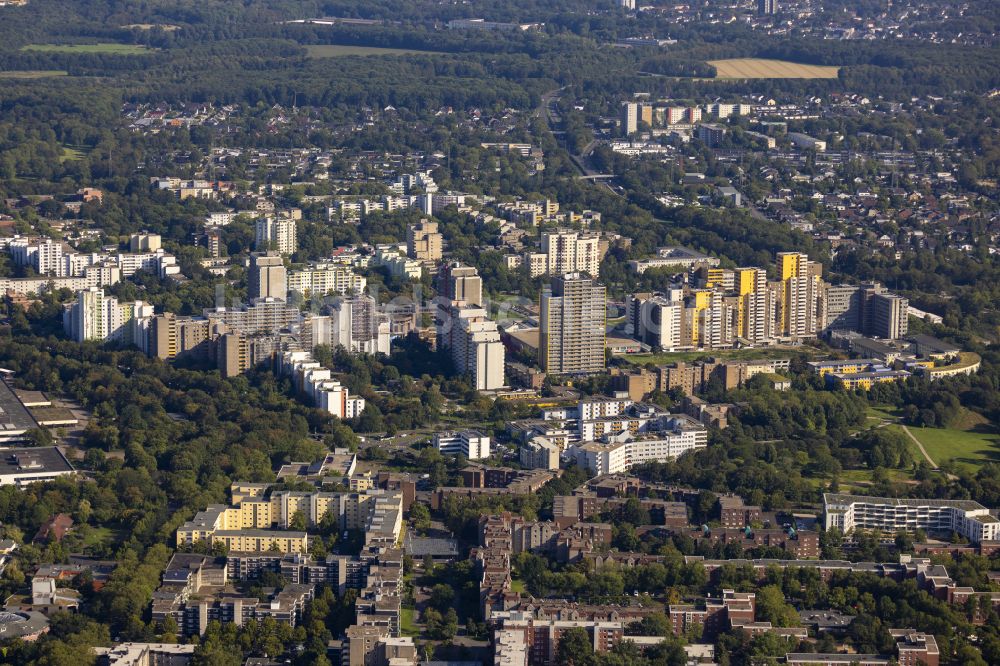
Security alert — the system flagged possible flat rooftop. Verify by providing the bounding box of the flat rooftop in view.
[29,406,78,426]
[0,380,39,435]
[0,447,73,477]
[824,493,988,512]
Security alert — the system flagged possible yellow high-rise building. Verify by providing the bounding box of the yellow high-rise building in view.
[689,289,714,344]
[777,252,819,337]
[735,267,767,339]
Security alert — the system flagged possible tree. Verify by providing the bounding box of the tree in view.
[289,510,308,531]
[429,583,455,612]
[755,585,799,627]
[628,612,671,637]
[556,626,596,666]
[410,502,431,533]
[355,404,386,433]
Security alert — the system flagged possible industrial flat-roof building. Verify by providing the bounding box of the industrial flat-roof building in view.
[0,376,40,443]
[0,447,75,487]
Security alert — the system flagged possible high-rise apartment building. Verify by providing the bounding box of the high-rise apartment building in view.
[733,267,769,342]
[9,237,65,276]
[217,332,250,379]
[777,252,821,338]
[439,262,483,306]
[541,229,602,277]
[204,299,300,336]
[129,233,162,252]
[150,314,227,361]
[64,288,153,347]
[406,219,442,262]
[821,284,862,331]
[635,294,684,351]
[206,229,222,258]
[540,273,607,374]
[620,102,638,136]
[255,216,297,255]
[287,264,366,298]
[330,295,391,356]
[758,0,778,14]
[437,303,505,390]
[867,292,909,340]
[249,252,287,301]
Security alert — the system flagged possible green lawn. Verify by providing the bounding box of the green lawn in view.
[511,579,525,594]
[400,607,420,637]
[897,424,1000,471]
[60,147,86,163]
[0,70,68,79]
[305,44,447,58]
[866,405,901,423]
[21,43,152,55]
[805,468,910,493]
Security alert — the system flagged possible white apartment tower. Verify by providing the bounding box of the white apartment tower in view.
[255,216,297,255]
[64,287,153,347]
[541,230,602,278]
[438,304,505,391]
[620,102,639,136]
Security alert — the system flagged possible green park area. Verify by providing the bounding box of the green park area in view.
[896,423,1000,471]
[868,404,1000,471]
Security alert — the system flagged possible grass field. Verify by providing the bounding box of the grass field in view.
[400,607,420,637]
[60,147,86,163]
[511,579,526,594]
[306,44,447,58]
[708,58,840,79]
[896,424,1000,471]
[0,70,68,79]
[21,43,152,55]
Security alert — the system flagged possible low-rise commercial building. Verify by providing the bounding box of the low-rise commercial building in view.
[434,430,491,460]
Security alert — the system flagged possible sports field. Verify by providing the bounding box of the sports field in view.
[0,70,68,79]
[21,43,152,55]
[708,58,840,79]
[306,44,446,58]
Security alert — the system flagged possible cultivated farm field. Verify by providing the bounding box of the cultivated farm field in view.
[708,58,840,79]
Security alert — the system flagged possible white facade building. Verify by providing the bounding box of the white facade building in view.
[434,431,491,460]
[287,264,366,297]
[569,415,708,476]
[437,304,505,391]
[256,216,297,255]
[823,494,1000,543]
[279,351,366,420]
[63,288,154,348]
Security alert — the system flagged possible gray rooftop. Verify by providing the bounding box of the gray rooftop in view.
[0,447,73,477]
[0,380,39,434]
[823,493,988,512]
